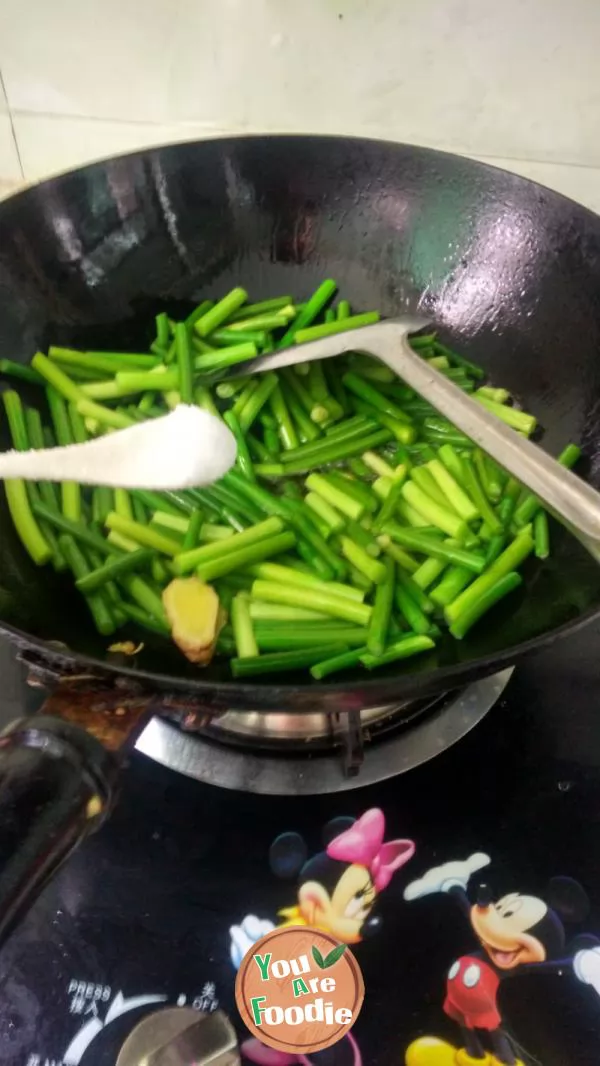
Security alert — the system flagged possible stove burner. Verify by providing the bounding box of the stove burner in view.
[187,696,444,746]
[136,669,513,795]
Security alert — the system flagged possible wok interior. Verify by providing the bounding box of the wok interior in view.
[0,134,600,705]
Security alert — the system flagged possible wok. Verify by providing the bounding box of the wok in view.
[0,134,599,944]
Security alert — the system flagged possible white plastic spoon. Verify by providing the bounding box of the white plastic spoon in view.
[0,405,237,489]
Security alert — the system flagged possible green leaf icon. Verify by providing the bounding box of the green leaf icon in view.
[323,943,347,968]
[312,945,326,969]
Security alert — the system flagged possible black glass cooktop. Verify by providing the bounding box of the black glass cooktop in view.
[1,620,600,1066]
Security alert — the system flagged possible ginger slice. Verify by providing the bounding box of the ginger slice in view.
[162,577,224,665]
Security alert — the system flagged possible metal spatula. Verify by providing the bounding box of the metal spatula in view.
[222,317,600,564]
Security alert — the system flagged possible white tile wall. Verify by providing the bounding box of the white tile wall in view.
[0,0,598,213]
[0,0,174,123]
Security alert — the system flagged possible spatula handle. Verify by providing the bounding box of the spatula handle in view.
[371,321,600,562]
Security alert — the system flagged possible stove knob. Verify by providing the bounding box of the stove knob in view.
[116,1006,240,1066]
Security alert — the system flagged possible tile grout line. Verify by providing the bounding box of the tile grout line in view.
[8,107,228,132]
[467,152,600,175]
[0,73,24,180]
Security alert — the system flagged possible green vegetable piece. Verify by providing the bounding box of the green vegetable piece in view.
[5,480,52,564]
[449,572,523,639]
[380,540,420,574]
[427,458,479,522]
[228,296,293,321]
[367,556,395,655]
[294,311,380,344]
[121,574,168,626]
[224,410,255,482]
[59,534,116,635]
[381,523,486,573]
[32,352,84,403]
[348,397,415,444]
[237,373,279,432]
[342,371,412,424]
[3,390,29,451]
[231,593,259,658]
[339,536,386,585]
[460,457,502,532]
[394,581,431,635]
[432,341,485,380]
[0,359,45,386]
[475,395,537,436]
[105,512,181,556]
[46,388,81,521]
[193,341,257,373]
[445,530,534,624]
[412,556,447,591]
[76,399,134,430]
[248,562,363,602]
[184,299,214,332]
[534,511,550,559]
[231,643,348,678]
[269,383,299,450]
[121,603,170,635]
[33,500,118,556]
[227,311,292,333]
[278,280,337,347]
[401,481,467,539]
[283,428,393,475]
[195,287,248,337]
[251,580,371,626]
[174,322,193,404]
[360,634,435,669]
[305,473,363,521]
[310,646,367,680]
[196,532,295,582]
[430,565,473,607]
[174,517,284,575]
[253,625,367,651]
[75,548,155,594]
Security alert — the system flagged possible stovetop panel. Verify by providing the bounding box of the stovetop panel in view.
[1,622,600,1066]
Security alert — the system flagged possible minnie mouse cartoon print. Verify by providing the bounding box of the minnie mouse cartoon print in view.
[230,808,415,967]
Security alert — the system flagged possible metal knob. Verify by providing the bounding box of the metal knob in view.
[116,1007,240,1066]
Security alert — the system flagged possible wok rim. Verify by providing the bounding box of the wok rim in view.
[8,130,597,223]
[3,603,599,710]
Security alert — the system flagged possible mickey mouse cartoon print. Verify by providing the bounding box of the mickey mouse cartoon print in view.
[230,808,415,968]
[403,853,600,1066]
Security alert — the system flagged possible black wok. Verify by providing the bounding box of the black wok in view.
[0,135,599,943]
[1,135,600,711]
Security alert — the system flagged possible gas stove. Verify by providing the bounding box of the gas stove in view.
[136,671,513,793]
[1,622,600,1066]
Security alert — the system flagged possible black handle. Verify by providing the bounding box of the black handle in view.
[0,714,119,946]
